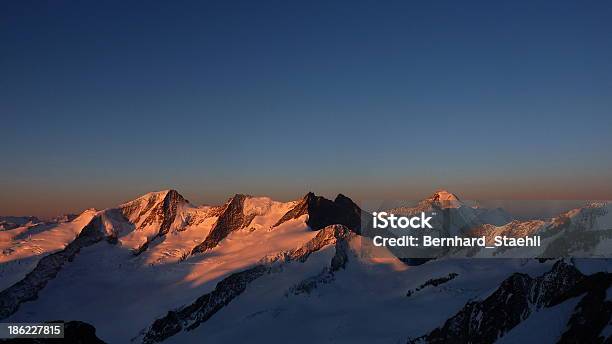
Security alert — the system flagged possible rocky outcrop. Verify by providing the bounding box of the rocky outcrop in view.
[273,192,362,232]
[408,261,611,344]
[140,225,352,343]
[0,321,106,343]
[0,216,106,319]
[288,235,351,296]
[554,272,612,343]
[406,273,458,297]
[140,264,269,344]
[190,194,255,255]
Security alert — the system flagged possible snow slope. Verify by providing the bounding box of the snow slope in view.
[0,209,96,290]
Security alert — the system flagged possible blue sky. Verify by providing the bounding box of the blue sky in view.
[1,0,611,216]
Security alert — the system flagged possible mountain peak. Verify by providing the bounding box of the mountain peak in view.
[429,190,460,202]
[163,189,189,205]
[120,189,189,208]
[303,192,316,201]
[229,193,250,201]
[118,189,189,237]
[191,193,252,255]
[334,193,351,202]
[272,192,361,232]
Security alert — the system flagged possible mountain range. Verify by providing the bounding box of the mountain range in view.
[0,189,610,343]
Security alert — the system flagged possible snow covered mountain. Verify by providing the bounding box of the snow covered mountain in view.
[0,216,41,231]
[0,209,97,291]
[463,202,612,258]
[375,191,612,260]
[0,189,610,343]
[387,190,514,233]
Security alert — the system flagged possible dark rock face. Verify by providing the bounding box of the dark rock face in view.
[141,225,352,344]
[0,217,106,320]
[156,190,187,237]
[0,321,106,343]
[273,192,362,232]
[190,194,254,255]
[409,261,611,344]
[330,238,350,271]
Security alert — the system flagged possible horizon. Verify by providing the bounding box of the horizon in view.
[3,180,612,217]
[2,0,612,217]
[1,187,598,222]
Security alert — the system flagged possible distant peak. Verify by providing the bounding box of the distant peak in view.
[429,190,460,202]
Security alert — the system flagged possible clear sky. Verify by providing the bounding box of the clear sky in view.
[1,0,611,217]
